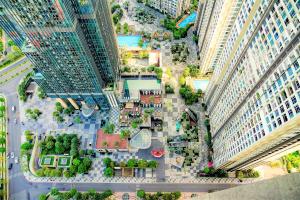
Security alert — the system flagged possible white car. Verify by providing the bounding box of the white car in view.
[14,157,19,164]
[11,106,15,112]
[10,152,14,159]
[14,119,17,124]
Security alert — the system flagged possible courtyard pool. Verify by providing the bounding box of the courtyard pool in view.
[117,35,148,48]
[177,12,197,28]
[193,80,209,91]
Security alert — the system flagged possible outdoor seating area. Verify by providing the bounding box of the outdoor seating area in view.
[96,129,129,152]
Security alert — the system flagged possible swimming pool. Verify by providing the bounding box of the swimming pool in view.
[193,80,209,91]
[117,35,148,48]
[176,121,181,132]
[178,12,197,28]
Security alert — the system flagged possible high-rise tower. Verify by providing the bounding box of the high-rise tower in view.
[196,0,300,170]
[0,0,120,110]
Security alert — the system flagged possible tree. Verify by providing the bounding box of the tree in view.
[39,194,47,200]
[0,106,5,113]
[21,142,33,151]
[46,141,55,150]
[137,189,145,198]
[36,168,45,177]
[63,170,71,178]
[70,148,79,157]
[69,188,78,197]
[51,187,60,196]
[138,159,148,168]
[183,67,190,77]
[123,23,129,34]
[77,163,87,174]
[120,129,131,139]
[179,75,186,86]
[55,142,65,154]
[103,123,115,134]
[103,157,112,167]
[138,38,144,47]
[127,159,137,168]
[74,116,81,124]
[72,158,81,166]
[147,160,158,168]
[0,137,5,144]
[104,167,114,177]
[116,22,122,33]
[82,157,92,169]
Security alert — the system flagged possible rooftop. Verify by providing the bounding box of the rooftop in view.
[124,79,161,100]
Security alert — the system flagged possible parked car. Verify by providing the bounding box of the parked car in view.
[11,106,15,112]
[14,119,17,124]
[8,163,13,170]
[6,153,9,159]
[10,152,14,159]
[14,157,19,164]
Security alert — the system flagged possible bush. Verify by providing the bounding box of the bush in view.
[147,160,158,168]
[21,142,33,151]
[103,157,112,167]
[39,194,47,200]
[103,123,115,134]
[104,167,114,177]
[165,84,174,94]
[137,189,145,198]
[127,159,137,168]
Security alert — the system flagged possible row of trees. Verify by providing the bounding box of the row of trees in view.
[103,157,158,177]
[39,188,113,200]
[111,4,123,25]
[137,189,181,200]
[40,134,79,156]
[17,72,33,102]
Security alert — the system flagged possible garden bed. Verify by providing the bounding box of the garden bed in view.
[40,155,56,167]
[57,156,72,168]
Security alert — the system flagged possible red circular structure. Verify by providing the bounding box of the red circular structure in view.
[151,149,165,158]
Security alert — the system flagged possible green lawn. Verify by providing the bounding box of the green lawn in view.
[40,155,56,167]
[57,156,72,168]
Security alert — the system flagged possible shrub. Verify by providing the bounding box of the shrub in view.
[137,189,145,198]
[21,142,33,151]
[127,159,137,168]
[103,157,112,167]
[104,167,114,177]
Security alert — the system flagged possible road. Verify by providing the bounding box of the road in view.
[0,63,238,200]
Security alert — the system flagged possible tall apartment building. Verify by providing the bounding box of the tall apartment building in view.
[200,0,300,170]
[0,0,120,110]
[147,0,191,18]
[194,0,242,75]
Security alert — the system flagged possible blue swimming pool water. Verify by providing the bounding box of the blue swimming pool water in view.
[194,80,209,91]
[178,12,197,28]
[176,121,181,132]
[117,35,147,48]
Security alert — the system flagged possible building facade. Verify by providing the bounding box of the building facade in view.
[147,0,191,18]
[201,0,300,170]
[0,0,120,110]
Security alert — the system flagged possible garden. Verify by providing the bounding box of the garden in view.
[36,134,93,178]
[0,39,24,70]
[171,42,189,63]
[102,157,158,177]
[166,112,200,167]
[39,187,113,200]
[133,7,156,24]
[162,17,193,39]
[0,97,7,200]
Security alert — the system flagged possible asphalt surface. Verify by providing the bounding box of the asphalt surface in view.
[0,62,238,200]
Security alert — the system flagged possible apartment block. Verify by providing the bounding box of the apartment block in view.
[147,0,191,18]
[200,0,300,170]
[0,0,120,110]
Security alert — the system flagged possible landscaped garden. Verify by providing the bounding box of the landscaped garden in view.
[162,16,193,39]
[171,42,189,63]
[0,96,8,199]
[0,39,24,70]
[133,7,156,24]
[167,112,200,167]
[36,134,93,178]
